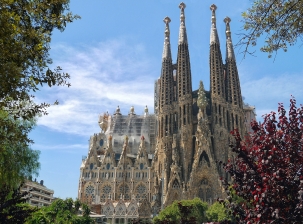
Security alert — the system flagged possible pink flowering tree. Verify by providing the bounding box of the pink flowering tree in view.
[221,97,303,223]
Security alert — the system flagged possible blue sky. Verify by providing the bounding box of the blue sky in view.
[29,0,303,199]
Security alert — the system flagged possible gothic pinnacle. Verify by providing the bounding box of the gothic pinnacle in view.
[164,16,171,38]
[224,17,231,39]
[179,2,186,21]
[178,2,187,44]
[224,16,235,60]
[210,4,217,27]
[162,16,172,59]
[210,4,219,45]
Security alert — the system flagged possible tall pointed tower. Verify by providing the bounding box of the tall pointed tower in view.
[158,16,174,138]
[209,4,225,101]
[224,17,244,134]
[176,2,193,182]
[209,4,229,166]
[153,16,175,209]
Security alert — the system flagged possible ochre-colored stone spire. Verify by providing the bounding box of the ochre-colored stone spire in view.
[177,2,192,98]
[224,17,242,108]
[224,17,235,60]
[210,4,219,45]
[162,17,172,60]
[209,4,225,99]
[160,16,174,110]
[178,2,188,44]
[159,16,174,137]
[177,2,193,183]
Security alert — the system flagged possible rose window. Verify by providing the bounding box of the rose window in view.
[137,185,146,194]
[136,184,147,201]
[103,185,112,194]
[85,185,94,196]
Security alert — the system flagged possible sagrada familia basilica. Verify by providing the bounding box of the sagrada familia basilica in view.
[78,3,256,223]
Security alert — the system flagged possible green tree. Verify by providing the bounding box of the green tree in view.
[0,185,37,224]
[0,0,79,120]
[0,111,40,223]
[25,198,94,224]
[0,0,78,189]
[1,0,78,219]
[0,110,40,189]
[206,202,230,222]
[239,0,303,58]
[153,198,208,224]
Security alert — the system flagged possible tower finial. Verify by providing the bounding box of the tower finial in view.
[179,2,186,22]
[224,17,231,39]
[210,4,217,27]
[164,16,171,37]
[210,4,219,45]
[162,16,172,59]
[224,16,235,59]
[210,4,217,12]
[178,2,188,44]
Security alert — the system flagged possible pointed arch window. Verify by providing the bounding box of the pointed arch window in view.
[172,179,180,189]
[199,151,210,167]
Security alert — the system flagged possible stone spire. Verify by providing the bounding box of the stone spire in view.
[162,17,172,60]
[177,2,192,98]
[178,2,188,44]
[210,4,219,45]
[209,4,225,99]
[177,2,193,183]
[224,17,235,60]
[159,16,174,111]
[158,16,174,139]
[224,17,242,108]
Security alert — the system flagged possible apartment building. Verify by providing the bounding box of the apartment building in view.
[21,179,54,207]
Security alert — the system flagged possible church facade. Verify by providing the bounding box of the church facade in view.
[78,3,256,223]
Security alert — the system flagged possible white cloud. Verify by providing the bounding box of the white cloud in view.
[241,72,303,120]
[38,39,303,135]
[37,40,157,136]
[33,143,87,152]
